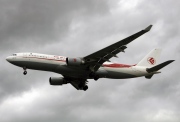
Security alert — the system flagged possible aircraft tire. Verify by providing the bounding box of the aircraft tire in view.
[83,85,88,91]
[94,75,99,81]
[23,71,27,75]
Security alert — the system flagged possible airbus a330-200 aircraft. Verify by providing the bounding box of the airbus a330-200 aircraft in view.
[6,25,174,91]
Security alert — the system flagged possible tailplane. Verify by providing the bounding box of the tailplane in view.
[145,60,174,79]
[146,60,175,73]
[137,49,161,68]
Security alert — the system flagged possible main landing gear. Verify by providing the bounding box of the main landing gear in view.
[23,67,27,75]
[78,80,89,91]
[83,85,88,91]
[89,72,99,81]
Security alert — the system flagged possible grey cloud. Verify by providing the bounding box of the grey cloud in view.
[0,0,110,52]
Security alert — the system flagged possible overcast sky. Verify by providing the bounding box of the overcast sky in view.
[0,0,180,122]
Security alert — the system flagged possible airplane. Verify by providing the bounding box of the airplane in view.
[6,25,174,91]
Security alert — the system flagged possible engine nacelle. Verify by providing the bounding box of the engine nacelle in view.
[66,57,84,66]
[49,77,67,85]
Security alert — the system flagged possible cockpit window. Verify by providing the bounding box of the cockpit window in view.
[12,54,17,56]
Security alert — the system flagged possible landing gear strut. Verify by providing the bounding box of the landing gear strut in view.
[23,67,27,75]
[78,80,89,91]
[89,72,99,81]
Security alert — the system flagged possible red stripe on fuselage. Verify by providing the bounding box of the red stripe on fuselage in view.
[102,63,135,68]
[28,57,66,62]
[16,56,66,62]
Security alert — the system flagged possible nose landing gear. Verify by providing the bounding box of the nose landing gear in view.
[23,67,27,75]
[23,71,27,75]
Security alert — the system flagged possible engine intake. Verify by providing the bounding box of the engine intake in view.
[66,57,84,66]
[49,77,68,85]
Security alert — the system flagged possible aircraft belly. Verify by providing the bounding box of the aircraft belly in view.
[9,58,65,72]
[55,65,90,78]
[103,66,149,79]
[11,61,57,71]
[103,67,137,79]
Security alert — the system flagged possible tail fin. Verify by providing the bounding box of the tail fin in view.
[137,49,161,68]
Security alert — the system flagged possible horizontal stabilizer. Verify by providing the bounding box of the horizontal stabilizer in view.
[146,60,174,73]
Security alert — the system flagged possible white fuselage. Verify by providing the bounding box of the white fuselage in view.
[6,52,152,79]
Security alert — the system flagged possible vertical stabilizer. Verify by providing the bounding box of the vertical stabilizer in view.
[137,49,161,68]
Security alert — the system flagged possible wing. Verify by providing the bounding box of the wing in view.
[83,25,153,71]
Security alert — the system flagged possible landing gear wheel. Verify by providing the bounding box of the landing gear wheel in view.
[83,85,88,91]
[23,71,27,75]
[94,75,99,81]
[23,67,27,75]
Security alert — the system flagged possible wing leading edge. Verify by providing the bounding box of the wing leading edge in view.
[83,25,153,71]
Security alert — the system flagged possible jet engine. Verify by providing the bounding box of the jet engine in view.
[66,57,85,66]
[49,77,68,85]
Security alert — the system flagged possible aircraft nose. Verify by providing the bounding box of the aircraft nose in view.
[6,56,11,62]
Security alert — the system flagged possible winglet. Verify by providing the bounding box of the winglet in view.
[144,25,153,32]
[146,60,175,73]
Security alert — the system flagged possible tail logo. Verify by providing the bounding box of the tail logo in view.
[147,57,156,65]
